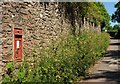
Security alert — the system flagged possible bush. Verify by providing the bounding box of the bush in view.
[107,29,118,37]
[115,29,120,38]
[3,30,110,83]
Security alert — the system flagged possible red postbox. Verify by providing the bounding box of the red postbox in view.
[14,28,23,61]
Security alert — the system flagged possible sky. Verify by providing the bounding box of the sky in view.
[103,2,118,27]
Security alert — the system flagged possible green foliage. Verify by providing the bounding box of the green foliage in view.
[112,1,120,23]
[59,2,110,29]
[6,62,14,69]
[107,30,118,33]
[107,25,113,30]
[107,24,120,37]
[113,24,120,30]
[3,31,110,83]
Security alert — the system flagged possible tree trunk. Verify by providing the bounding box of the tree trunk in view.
[84,17,86,29]
[86,18,89,29]
[93,22,95,31]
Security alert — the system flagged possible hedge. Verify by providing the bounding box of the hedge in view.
[107,29,118,37]
[3,30,110,84]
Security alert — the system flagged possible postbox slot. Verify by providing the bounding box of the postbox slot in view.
[15,35,22,38]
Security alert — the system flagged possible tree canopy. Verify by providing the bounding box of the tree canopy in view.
[60,2,110,29]
[112,1,120,23]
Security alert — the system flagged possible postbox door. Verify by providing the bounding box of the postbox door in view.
[14,28,23,61]
[14,37,22,61]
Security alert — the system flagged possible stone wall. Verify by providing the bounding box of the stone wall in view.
[2,2,101,62]
[0,2,3,82]
[2,2,74,62]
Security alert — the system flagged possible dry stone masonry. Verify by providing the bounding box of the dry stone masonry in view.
[0,1,3,82]
[2,2,73,62]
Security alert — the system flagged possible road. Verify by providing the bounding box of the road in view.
[79,38,120,84]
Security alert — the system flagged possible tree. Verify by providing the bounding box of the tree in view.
[107,25,113,30]
[112,1,120,38]
[78,2,110,29]
[112,1,120,23]
[94,2,110,28]
[113,24,120,30]
[59,2,110,32]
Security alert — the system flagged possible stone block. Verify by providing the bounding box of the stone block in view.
[0,7,2,12]
[0,56,2,61]
[0,40,2,45]
[20,8,29,15]
[8,8,16,13]
[0,28,2,33]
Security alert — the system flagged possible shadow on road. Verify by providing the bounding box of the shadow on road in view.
[105,50,120,59]
[84,70,120,82]
[110,43,120,45]
[81,38,120,83]
[110,37,120,39]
